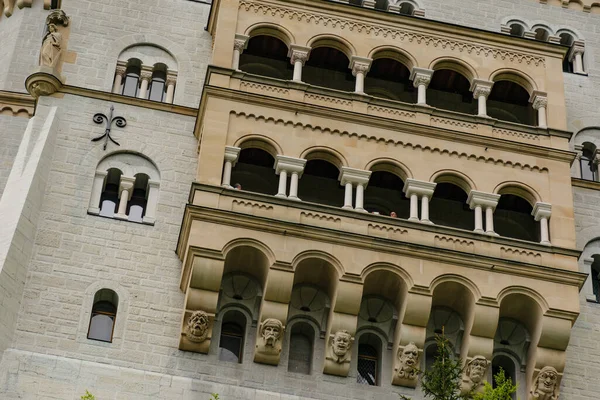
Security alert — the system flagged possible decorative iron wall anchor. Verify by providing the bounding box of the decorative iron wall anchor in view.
[91,105,126,150]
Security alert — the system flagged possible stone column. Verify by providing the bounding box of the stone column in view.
[288,45,310,82]
[165,73,177,104]
[530,91,548,129]
[568,40,586,74]
[350,56,372,94]
[403,179,436,223]
[470,79,494,117]
[115,176,135,220]
[138,69,152,99]
[532,202,552,245]
[339,167,372,211]
[274,156,307,200]
[582,258,598,302]
[222,146,241,188]
[410,67,434,105]
[142,180,160,224]
[112,65,126,94]
[468,191,501,235]
[232,34,249,70]
[88,170,108,214]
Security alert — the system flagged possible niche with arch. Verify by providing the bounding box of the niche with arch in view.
[356,332,383,386]
[287,321,316,374]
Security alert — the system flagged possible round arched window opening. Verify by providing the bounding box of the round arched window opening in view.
[303,47,353,92]
[364,58,415,103]
[357,333,381,386]
[494,194,539,242]
[298,159,344,207]
[428,69,476,115]
[219,310,247,363]
[230,148,278,195]
[487,80,536,126]
[239,35,292,80]
[509,24,525,37]
[122,59,142,97]
[87,289,118,343]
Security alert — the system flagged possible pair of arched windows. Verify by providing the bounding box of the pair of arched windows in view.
[87,289,118,343]
[98,169,149,222]
[118,59,172,102]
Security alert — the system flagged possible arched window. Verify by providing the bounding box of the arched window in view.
[357,333,382,386]
[127,173,149,223]
[424,342,437,371]
[592,259,600,302]
[87,289,118,343]
[239,35,292,80]
[99,168,121,218]
[298,159,345,207]
[429,182,474,231]
[534,27,550,42]
[122,59,141,97]
[509,24,525,37]
[399,2,415,15]
[428,69,476,115]
[492,355,517,399]
[494,194,539,242]
[230,147,278,195]
[219,310,246,363]
[560,33,575,72]
[364,57,415,103]
[363,169,411,218]
[148,64,167,102]
[303,46,354,92]
[288,322,314,374]
[579,142,598,181]
[487,80,536,126]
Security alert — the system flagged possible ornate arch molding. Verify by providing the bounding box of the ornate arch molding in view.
[361,262,414,288]
[300,146,349,170]
[221,237,277,266]
[244,22,295,48]
[430,169,476,193]
[429,274,482,302]
[233,133,283,158]
[428,57,479,84]
[291,250,345,278]
[489,68,539,95]
[496,286,549,314]
[367,45,417,71]
[493,181,542,206]
[96,150,161,180]
[365,158,413,181]
[306,34,357,60]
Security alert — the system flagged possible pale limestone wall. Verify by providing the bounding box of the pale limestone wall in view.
[0,115,29,198]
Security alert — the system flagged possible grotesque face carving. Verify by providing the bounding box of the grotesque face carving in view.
[187,310,209,343]
[331,330,353,358]
[531,366,559,400]
[396,342,420,380]
[260,318,283,348]
[467,356,489,383]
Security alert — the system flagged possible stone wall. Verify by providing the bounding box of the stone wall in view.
[0,115,29,198]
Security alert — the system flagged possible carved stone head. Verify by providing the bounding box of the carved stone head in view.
[260,318,283,348]
[531,366,559,400]
[331,330,354,359]
[397,342,420,380]
[466,355,489,383]
[186,310,209,343]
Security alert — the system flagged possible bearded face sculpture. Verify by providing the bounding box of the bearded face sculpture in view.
[392,342,421,387]
[254,318,285,365]
[186,310,209,343]
[530,366,559,400]
[260,318,283,349]
[460,356,489,395]
[330,330,354,361]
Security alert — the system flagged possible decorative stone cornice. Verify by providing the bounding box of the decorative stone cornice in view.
[288,44,311,66]
[233,33,250,52]
[530,90,548,110]
[410,67,434,88]
[470,79,494,99]
[532,202,552,221]
[350,56,372,77]
[339,167,371,186]
[403,179,436,198]
[224,146,241,166]
[467,191,500,210]
[274,155,307,177]
[0,90,35,117]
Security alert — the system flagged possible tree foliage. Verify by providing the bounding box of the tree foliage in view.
[473,368,517,400]
[80,390,96,400]
[421,334,470,400]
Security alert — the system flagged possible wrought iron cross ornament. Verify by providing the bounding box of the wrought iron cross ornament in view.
[91,105,126,150]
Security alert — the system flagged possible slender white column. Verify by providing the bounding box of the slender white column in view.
[222,146,241,188]
[289,172,300,200]
[532,202,552,245]
[574,52,584,74]
[88,170,108,214]
[582,258,598,302]
[115,176,135,220]
[470,79,494,117]
[355,184,366,212]
[276,170,288,198]
[568,41,586,74]
[531,91,548,129]
[468,190,500,235]
[288,45,310,82]
[142,180,160,224]
[165,74,176,103]
[473,205,483,233]
[409,193,419,221]
[410,67,434,105]
[232,34,249,70]
[485,206,495,235]
[112,66,126,94]
[138,70,152,99]
[343,182,353,209]
[351,56,372,94]
[421,195,431,223]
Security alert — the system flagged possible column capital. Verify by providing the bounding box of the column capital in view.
[568,40,586,61]
[119,176,136,199]
[532,202,552,221]
[274,155,307,177]
[403,179,436,198]
[467,190,500,210]
[470,79,494,99]
[350,56,372,77]
[530,90,548,110]
[339,167,371,187]
[233,34,250,52]
[140,69,153,81]
[166,73,177,86]
[224,146,241,165]
[115,65,127,78]
[148,179,160,189]
[95,169,108,178]
[288,45,311,66]
[410,67,434,88]
[523,31,537,40]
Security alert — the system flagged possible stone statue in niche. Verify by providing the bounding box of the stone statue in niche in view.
[530,366,559,400]
[393,342,420,387]
[460,355,490,395]
[186,310,209,343]
[254,318,284,365]
[40,23,63,68]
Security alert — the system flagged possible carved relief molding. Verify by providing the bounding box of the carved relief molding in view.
[238,0,546,67]
[536,0,600,13]
[230,110,550,174]
[0,90,35,117]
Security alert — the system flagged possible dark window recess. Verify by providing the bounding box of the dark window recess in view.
[357,344,378,386]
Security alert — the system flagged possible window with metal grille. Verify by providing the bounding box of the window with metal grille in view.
[357,344,378,386]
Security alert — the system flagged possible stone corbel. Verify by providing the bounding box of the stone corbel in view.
[179,253,225,354]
